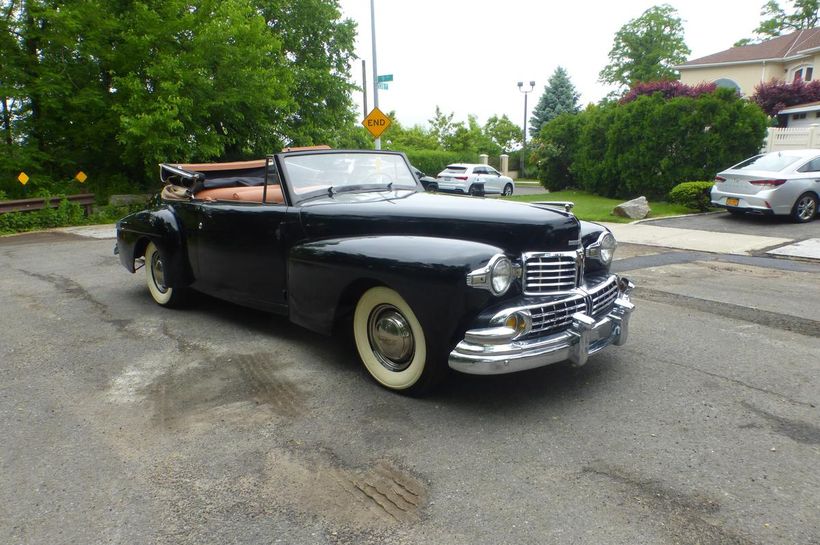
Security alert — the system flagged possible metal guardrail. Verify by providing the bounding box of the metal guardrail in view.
[0,194,96,215]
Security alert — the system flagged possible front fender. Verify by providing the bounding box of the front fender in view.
[116,205,191,286]
[288,235,509,350]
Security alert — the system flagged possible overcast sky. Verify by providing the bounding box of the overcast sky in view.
[337,0,762,129]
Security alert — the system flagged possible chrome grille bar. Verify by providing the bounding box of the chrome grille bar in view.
[529,296,587,335]
[522,251,580,295]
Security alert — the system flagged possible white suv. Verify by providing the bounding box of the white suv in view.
[435,164,515,196]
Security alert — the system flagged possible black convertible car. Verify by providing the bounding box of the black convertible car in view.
[116,149,634,394]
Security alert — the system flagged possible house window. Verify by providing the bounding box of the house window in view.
[714,78,740,93]
[793,113,807,120]
[791,64,814,82]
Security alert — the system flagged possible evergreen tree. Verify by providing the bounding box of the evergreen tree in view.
[530,67,580,138]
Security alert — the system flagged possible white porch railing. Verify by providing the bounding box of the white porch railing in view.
[764,124,820,151]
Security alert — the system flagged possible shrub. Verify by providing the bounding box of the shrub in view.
[621,80,718,104]
[752,78,820,117]
[401,149,478,176]
[668,181,715,211]
[531,88,768,200]
[0,197,85,234]
[532,113,584,191]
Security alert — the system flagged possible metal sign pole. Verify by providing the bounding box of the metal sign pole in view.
[370,0,380,150]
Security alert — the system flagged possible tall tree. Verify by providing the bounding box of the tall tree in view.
[599,4,691,91]
[529,67,580,138]
[484,115,522,153]
[736,0,819,46]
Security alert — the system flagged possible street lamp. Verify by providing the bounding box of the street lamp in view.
[517,80,535,178]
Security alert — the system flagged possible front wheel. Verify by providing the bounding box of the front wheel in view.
[353,287,441,394]
[145,241,187,307]
[502,183,513,196]
[791,192,817,223]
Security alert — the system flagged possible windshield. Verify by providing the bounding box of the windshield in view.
[732,153,804,172]
[281,152,417,196]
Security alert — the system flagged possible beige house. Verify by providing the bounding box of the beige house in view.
[677,28,820,96]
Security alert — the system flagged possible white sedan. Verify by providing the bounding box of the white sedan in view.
[435,164,515,196]
[711,149,819,223]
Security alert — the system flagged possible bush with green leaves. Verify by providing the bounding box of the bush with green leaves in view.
[668,181,715,211]
[532,113,584,191]
[532,88,767,199]
[402,149,478,177]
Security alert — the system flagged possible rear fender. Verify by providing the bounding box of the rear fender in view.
[288,236,507,351]
[116,205,192,287]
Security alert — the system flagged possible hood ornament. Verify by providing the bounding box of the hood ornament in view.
[533,201,575,214]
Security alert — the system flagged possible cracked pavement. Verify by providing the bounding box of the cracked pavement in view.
[1,231,818,545]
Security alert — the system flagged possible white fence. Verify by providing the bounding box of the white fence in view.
[764,124,820,151]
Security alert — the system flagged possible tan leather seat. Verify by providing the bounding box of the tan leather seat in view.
[195,185,284,204]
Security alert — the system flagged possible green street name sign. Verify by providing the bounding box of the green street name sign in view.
[376,74,393,83]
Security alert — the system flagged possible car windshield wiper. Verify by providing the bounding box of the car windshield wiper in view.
[327,182,393,196]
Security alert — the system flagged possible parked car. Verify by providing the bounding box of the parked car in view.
[115,149,634,394]
[435,164,515,196]
[711,149,820,222]
[410,165,439,192]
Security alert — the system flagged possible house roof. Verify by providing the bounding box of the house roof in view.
[779,101,820,114]
[679,28,820,68]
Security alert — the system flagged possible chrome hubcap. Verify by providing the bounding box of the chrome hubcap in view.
[797,197,816,220]
[367,304,415,371]
[150,251,168,293]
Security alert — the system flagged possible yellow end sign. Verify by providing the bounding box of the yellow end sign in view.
[362,107,391,138]
[17,172,29,185]
[75,171,88,183]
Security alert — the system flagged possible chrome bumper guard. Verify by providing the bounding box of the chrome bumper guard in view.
[449,280,635,375]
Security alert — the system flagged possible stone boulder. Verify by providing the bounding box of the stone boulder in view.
[613,196,650,220]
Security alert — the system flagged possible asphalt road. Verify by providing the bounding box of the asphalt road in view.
[1,232,818,545]
[642,211,819,241]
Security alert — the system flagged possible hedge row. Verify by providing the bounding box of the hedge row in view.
[401,149,479,176]
[533,89,768,199]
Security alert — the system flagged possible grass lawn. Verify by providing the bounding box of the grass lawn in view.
[505,190,697,223]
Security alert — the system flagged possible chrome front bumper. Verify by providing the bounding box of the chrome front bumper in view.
[448,284,635,375]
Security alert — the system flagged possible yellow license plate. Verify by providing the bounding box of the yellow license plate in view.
[726,198,739,206]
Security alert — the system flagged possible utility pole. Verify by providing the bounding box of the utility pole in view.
[517,81,535,178]
[362,59,368,119]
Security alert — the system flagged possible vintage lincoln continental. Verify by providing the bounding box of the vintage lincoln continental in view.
[115,149,635,394]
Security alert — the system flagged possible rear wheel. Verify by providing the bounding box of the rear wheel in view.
[468,185,481,196]
[791,192,817,223]
[353,287,442,394]
[145,242,187,307]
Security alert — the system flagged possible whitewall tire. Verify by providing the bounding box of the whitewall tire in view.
[145,242,184,307]
[353,287,428,392]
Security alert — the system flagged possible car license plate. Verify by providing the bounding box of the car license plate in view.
[726,198,739,206]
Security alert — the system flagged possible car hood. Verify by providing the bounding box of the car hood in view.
[297,190,580,254]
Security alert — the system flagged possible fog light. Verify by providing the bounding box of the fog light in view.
[500,310,532,338]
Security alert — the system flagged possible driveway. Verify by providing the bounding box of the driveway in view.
[643,211,818,241]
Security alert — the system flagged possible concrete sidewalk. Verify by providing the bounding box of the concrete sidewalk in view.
[600,221,795,256]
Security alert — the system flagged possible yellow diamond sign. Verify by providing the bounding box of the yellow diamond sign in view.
[75,171,88,183]
[17,172,29,185]
[362,107,391,138]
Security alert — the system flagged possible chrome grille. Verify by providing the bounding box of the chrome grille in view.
[589,277,618,317]
[529,296,587,336]
[523,252,580,295]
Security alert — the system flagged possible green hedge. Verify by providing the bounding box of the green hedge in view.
[401,149,479,176]
[533,89,767,199]
[668,181,715,211]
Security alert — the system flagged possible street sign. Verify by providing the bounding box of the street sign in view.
[376,74,393,83]
[75,171,87,183]
[17,172,29,185]
[362,107,391,139]
[377,83,388,90]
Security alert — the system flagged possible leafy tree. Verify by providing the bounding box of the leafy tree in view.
[599,4,691,92]
[529,67,580,137]
[737,0,819,45]
[427,106,457,149]
[484,115,522,153]
[0,0,357,197]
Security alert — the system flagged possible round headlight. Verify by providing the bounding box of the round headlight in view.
[599,232,617,264]
[490,256,512,295]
